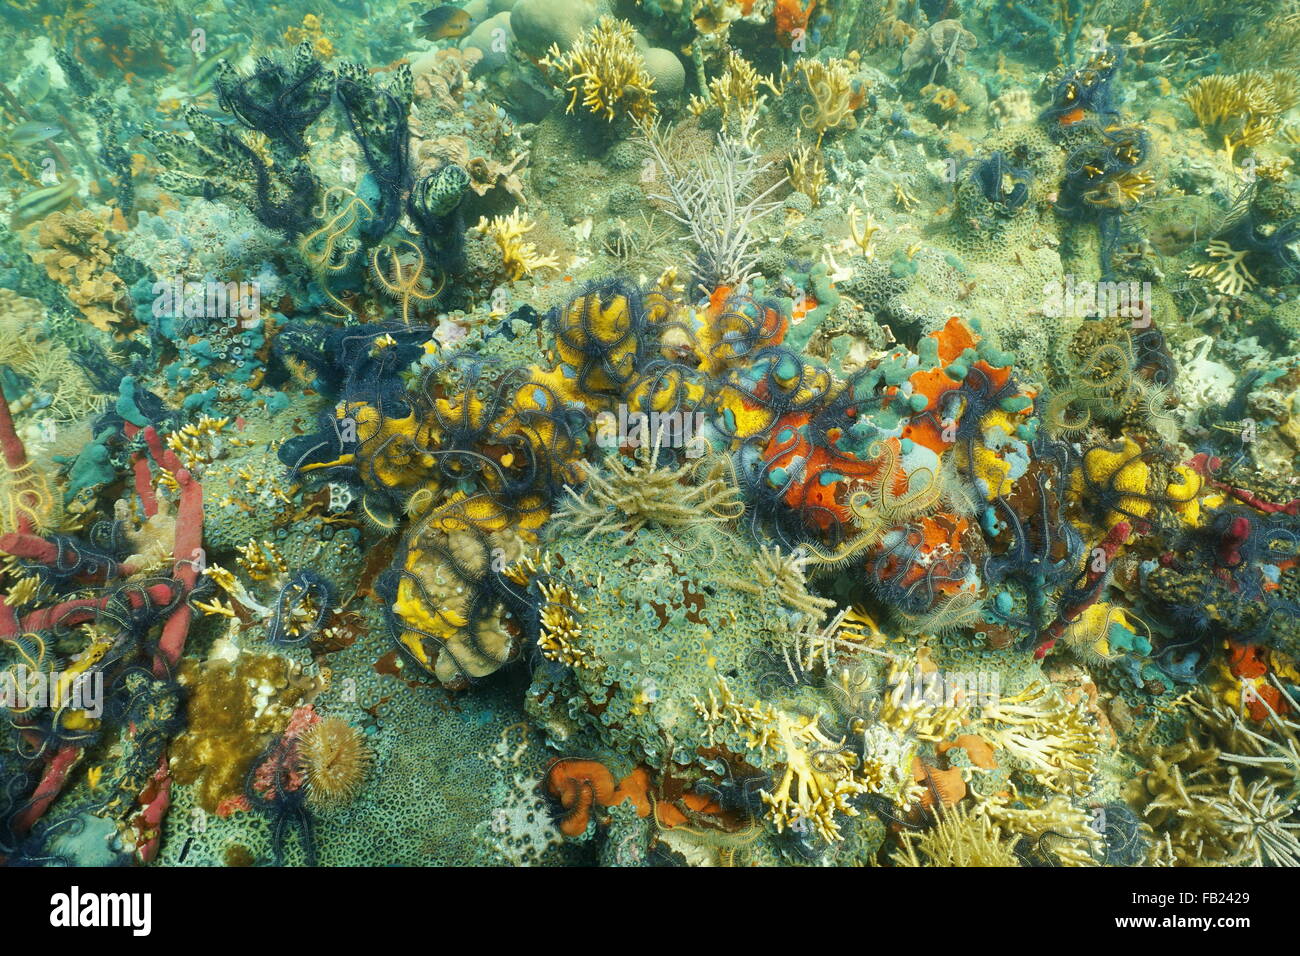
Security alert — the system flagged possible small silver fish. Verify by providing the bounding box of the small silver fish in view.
[7,121,63,146]
[186,44,239,97]
[21,65,51,104]
[11,176,79,226]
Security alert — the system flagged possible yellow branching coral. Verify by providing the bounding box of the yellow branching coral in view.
[237,538,288,582]
[691,678,871,843]
[759,709,871,843]
[1186,239,1257,296]
[1131,687,1300,866]
[894,805,1021,867]
[473,210,560,282]
[688,50,766,124]
[978,682,1101,795]
[975,794,1102,866]
[166,415,232,471]
[893,182,919,210]
[878,654,971,742]
[1084,170,1155,211]
[1186,70,1300,130]
[540,17,658,123]
[777,56,866,144]
[847,204,881,258]
[1226,115,1279,166]
[1184,70,1300,163]
[537,579,593,669]
[787,137,826,207]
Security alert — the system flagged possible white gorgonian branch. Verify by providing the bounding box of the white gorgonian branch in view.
[636,110,787,293]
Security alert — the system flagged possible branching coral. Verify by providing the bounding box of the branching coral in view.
[473,210,560,282]
[536,579,593,669]
[1128,686,1300,866]
[688,50,767,125]
[878,655,971,743]
[778,57,866,144]
[978,682,1101,794]
[692,678,869,843]
[1186,239,1258,296]
[846,204,882,259]
[787,138,827,207]
[1189,680,1300,800]
[758,709,871,843]
[1184,70,1300,163]
[894,804,1020,866]
[975,794,1103,866]
[540,17,658,123]
[637,110,787,291]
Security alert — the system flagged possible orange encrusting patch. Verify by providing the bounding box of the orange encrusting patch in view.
[1227,641,1290,721]
[911,757,967,809]
[1058,106,1087,126]
[544,760,723,836]
[758,411,881,530]
[896,317,1015,454]
[544,759,617,836]
[654,792,724,827]
[775,0,815,46]
[610,765,653,817]
[874,513,971,596]
[938,734,998,769]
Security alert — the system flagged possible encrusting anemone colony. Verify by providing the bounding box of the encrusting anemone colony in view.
[0,0,1299,868]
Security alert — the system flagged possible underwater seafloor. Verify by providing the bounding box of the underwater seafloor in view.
[0,0,1298,869]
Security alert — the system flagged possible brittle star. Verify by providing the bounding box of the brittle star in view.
[370,239,444,325]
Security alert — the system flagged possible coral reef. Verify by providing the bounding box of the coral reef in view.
[0,0,1297,877]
